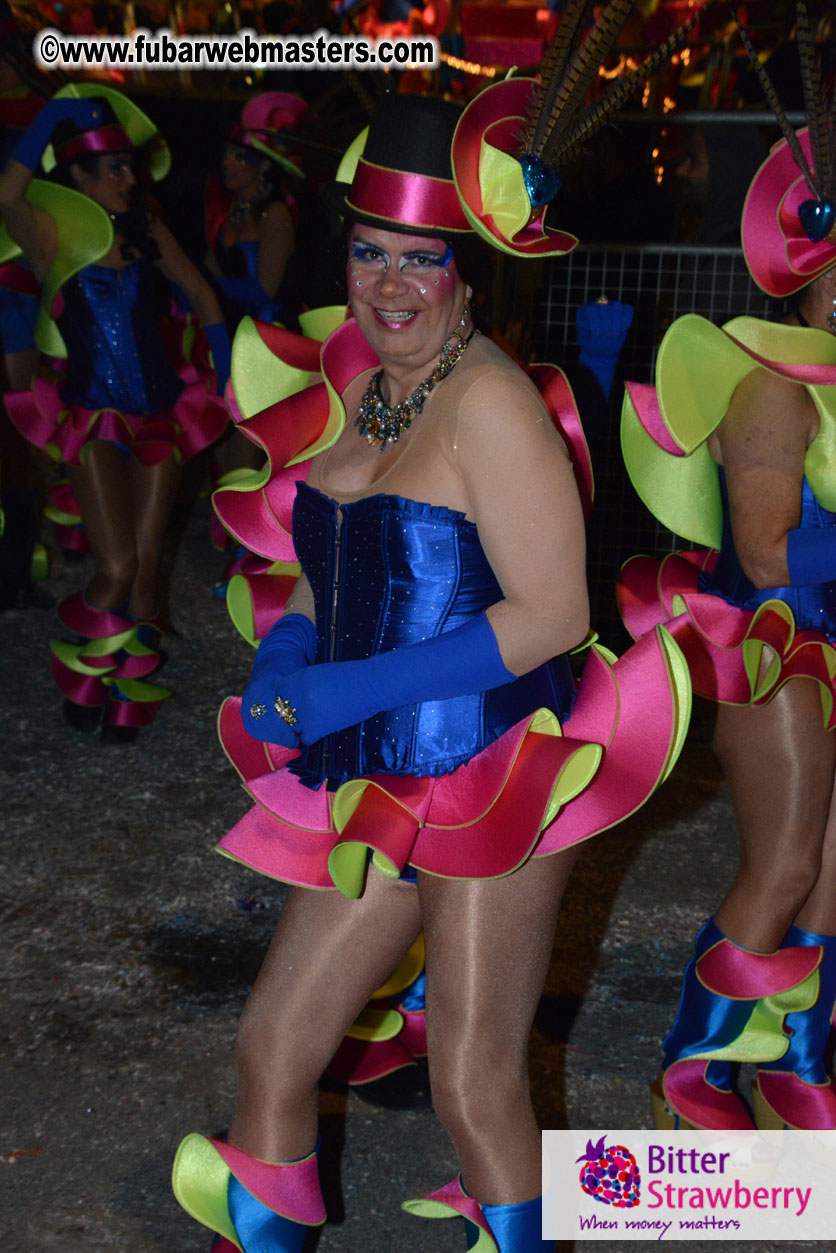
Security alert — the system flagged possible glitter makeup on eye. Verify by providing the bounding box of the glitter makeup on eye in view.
[351,242,386,267]
[350,240,455,274]
[399,244,454,272]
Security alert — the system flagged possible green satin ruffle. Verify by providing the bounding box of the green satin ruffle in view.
[622,315,836,548]
[230,307,347,423]
[684,968,820,1067]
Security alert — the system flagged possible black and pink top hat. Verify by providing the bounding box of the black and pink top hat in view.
[329,5,698,260]
[327,94,472,239]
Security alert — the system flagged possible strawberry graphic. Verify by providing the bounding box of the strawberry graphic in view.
[576,1136,641,1208]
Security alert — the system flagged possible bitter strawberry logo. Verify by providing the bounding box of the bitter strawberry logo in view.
[576,1136,641,1208]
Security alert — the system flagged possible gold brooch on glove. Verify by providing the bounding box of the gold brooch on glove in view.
[274,696,298,726]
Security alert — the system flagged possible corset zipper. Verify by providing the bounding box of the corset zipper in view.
[322,509,343,781]
[117,268,144,410]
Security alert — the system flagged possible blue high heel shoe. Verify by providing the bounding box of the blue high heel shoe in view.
[404,1175,552,1250]
[654,918,821,1130]
[755,926,836,1132]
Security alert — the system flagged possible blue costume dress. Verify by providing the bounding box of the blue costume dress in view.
[57,259,184,418]
[210,318,689,895]
[289,483,575,790]
[6,253,226,467]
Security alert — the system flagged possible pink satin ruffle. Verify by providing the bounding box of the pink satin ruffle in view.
[209,1138,326,1225]
[232,565,299,644]
[0,260,39,298]
[216,626,681,889]
[528,363,594,517]
[627,380,686,455]
[5,370,227,468]
[450,77,578,258]
[51,591,168,727]
[742,128,836,298]
[664,1059,756,1132]
[698,940,822,1000]
[756,1071,836,1130]
[327,1009,427,1085]
[619,551,836,721]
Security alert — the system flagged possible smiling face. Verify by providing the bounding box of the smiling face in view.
[347,224,469,383]
[70,151,136,215]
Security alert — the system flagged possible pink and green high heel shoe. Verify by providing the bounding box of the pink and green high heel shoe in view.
[404,1176,552,1250]
[755,926,836,1136]
[654,918,822,1131]
[172,1134,325,1251]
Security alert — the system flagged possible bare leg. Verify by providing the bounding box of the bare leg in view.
[126,452,181,618]
[420,847,580,1204]
[68,441,137,609]
[3,346,39,394]
[712,677,836,950]
[67,444,181,616]
[229,873,422,1161]
[794,770,836,934]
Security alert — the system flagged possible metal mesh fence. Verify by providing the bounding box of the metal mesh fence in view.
[521,244,785,643]
[532,244,778,378]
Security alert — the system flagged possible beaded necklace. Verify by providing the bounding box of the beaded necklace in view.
[356,305,475,452]
[229,193,267,224]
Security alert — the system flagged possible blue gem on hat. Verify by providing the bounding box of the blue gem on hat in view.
[798,196,836,243]
[519,154,561,210]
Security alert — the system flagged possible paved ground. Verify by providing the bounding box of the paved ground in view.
[1,493,831,1253]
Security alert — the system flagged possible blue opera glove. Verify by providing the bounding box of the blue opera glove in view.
[786,526,836,586]
[203,321,232,395]
[11,97,104,171]
[576,299,634,401]
[217,273,271,308]
[245,610,516,748]
[241,614,317,738]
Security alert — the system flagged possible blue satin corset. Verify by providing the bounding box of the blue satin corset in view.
[290,483,575,789]
[58,257,183,414]
[700,468,836,638]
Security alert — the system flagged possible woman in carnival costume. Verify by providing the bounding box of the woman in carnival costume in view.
[206,91,305,332]
[0,83,230,739]
[172,8,698,1248]
[205,92,305,594]
[619,2,836,1134]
